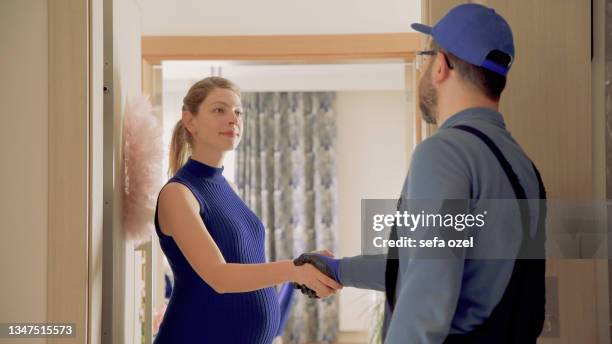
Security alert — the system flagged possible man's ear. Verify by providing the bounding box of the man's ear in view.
[431,52,452,85]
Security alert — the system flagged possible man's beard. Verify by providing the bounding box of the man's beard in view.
[417,62,438,125]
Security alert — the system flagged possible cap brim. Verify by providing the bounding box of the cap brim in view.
[411,23,432,35]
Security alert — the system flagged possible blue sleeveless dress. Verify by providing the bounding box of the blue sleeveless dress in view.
[153,158,280,344]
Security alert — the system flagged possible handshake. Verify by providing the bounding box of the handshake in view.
[292,251,342,299]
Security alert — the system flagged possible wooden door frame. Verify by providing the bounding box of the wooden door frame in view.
[140,33,424,341]
[48,0,92,343]
[141,33,422,64]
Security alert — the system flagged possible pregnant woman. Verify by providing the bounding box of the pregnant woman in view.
[153,76,341,343]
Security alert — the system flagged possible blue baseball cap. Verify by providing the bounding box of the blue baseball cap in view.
[411,3,514,76]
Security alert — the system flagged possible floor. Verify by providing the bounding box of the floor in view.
[274,330,370,344]
[334,331,369,344]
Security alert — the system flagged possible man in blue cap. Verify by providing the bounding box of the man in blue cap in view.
[294,3,546,343]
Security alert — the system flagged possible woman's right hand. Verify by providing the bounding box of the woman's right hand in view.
[291,263,342,298]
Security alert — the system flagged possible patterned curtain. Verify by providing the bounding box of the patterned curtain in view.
[235,92,339,343]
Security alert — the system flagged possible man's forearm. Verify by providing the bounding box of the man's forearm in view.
[339,254,387,291]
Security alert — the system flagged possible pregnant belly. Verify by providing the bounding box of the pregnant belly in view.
[157,286,281,344]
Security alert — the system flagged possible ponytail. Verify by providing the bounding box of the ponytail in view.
[168,119,191,177]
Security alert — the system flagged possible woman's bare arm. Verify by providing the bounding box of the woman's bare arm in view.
[158,182,341,296]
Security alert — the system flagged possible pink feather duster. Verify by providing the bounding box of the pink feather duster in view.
[122,95,164,245]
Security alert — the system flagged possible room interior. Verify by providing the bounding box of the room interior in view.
[1,0,609,343]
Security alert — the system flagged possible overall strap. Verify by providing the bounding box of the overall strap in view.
[385,124,541,313]
[384,198,401,311]
[453,125,533,252]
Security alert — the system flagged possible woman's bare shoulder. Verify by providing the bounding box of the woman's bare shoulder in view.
[158,182,200,236]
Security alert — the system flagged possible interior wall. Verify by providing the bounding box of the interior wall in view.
[90,0,104,342]
[336,91,408,332]
[0,2,48,344]
[111,0,143,342]
[162,62,407,93]
[606,1,612,201]
[594,0,606,201]
[605,0,612,340]
[141,0,420,36]
[607,0,612,203]
[592,0,609,343]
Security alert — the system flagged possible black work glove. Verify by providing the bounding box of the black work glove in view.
[292,253,335,299]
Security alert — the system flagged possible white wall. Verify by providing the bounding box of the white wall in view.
[112,0,143,342]
[162,62,407,92]
[142,0,420,36]
[336,91,408,332]
[0,2,48,343]
[90,0,104,343]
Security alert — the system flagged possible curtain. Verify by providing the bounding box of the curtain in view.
[236,92,339,343]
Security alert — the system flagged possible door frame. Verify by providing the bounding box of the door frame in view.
[47,0,99,343]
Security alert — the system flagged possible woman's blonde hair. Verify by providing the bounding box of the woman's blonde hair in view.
[168,76,240,177]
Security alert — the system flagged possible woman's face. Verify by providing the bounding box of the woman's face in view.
[185,87,243,153]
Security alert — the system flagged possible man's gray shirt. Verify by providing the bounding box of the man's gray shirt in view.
[338,107,543,343]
